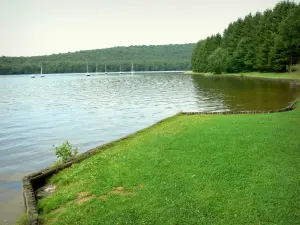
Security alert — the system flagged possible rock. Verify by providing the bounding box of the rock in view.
[35,184,56,199]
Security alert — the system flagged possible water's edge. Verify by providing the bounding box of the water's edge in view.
[184,72,300,84]
[22,101,298,225]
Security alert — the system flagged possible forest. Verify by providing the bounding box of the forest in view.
[192,1,300,74]
[0,44,195,75]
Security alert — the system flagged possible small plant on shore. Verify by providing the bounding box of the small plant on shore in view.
[54,141,78,163]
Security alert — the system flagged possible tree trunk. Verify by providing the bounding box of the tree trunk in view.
[289,53,292,72]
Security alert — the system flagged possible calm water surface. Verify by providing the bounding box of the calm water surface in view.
[0,73,299,223]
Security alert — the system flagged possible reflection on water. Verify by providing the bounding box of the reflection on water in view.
[191,75,300,111]
[0,73,299,223]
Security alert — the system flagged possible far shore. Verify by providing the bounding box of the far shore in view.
[184,71,300,83]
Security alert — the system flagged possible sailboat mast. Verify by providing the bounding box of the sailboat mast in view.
[41,63,43,75]
[96,63,98,73]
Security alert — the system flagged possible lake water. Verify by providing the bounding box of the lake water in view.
[0,73,299,223]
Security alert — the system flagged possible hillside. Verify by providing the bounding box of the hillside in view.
[0,44,195,75]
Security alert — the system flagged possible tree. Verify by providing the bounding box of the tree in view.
[207,48,229,74]
[231,38,255,72]
[191,40,208,72]
[278,4,300,71]
[0,44,195,75]
[192,1,299,74]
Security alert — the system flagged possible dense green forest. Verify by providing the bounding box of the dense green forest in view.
[192,1,300,74]
[0,44,195,75]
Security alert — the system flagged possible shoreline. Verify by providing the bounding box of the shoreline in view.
[21,113,182,225]
[184,71,300,84]
[22,101,299,224]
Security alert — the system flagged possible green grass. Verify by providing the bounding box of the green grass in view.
[185,71,300,81]
[38,104,300,224]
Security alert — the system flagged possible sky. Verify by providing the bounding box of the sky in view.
[0,0,298,57]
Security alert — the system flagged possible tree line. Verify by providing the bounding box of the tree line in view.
[192,1,300,74]
[0,44,195,75]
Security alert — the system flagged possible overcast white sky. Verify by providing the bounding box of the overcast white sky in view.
[0,0,298,56]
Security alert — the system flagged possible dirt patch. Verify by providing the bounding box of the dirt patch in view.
[47,217,58,225]
[77,192,90,198]
[66,192,95,205]
[110,186,135,196]
[51,206,66,215]
[135,184,146,189]
[110,186,124,194]
[75,192,94,204]
[78,195,94,204]
[49,192,94,215]
[99,186,138,201]
[99,195,108,201]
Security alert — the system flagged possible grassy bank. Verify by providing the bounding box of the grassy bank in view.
[184,71,300,81]
[38,104,300,224]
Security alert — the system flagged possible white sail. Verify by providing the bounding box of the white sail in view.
[41,63,44,77]
[131,63,134,75]
[86,60,90,76]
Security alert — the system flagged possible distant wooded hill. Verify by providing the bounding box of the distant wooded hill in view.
[0,44,195,75]
[192,1,300,74]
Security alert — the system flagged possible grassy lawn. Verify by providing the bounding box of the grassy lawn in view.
[38,104,300,224]
[184,71,300,81]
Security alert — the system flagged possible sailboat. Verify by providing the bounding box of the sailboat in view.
[119,65,122,75]
[95,63,98,75]
[85,61,90,76]
[40,63,44,77]
[31,63,43,78]
[105,64,107,75]
[131,63,134,75]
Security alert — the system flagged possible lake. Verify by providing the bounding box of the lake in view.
[0,72,299,223]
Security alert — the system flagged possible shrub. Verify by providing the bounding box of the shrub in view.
[54,141,78,163]
[291,63,300,72]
